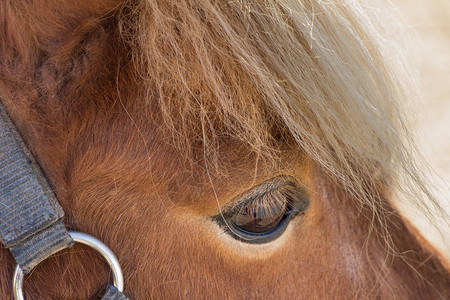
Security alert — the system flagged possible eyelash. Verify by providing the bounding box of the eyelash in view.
[241,190,290,221]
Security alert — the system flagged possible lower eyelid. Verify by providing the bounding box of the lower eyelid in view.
[221,209,294,244]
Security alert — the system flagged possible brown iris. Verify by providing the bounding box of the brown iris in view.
[233,190,288,233]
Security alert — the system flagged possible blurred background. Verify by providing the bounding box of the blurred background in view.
[393,0,450,257]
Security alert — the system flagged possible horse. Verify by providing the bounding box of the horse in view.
[0,0,449,299]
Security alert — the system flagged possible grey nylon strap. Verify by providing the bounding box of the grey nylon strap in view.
[0,103,128,299]
[102,285,129,300]
[0,103,73,273]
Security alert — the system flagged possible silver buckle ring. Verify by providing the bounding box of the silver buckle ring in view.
[12,231,124,300]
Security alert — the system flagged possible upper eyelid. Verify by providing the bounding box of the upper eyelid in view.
[218,176,299,216]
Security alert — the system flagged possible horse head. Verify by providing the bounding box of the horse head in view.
[0,0,449,298]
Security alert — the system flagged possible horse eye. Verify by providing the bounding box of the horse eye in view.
[213,178,309,244]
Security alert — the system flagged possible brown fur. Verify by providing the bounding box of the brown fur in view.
[0,0,449,299]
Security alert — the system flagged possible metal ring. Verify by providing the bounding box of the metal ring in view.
[13,231,124,300]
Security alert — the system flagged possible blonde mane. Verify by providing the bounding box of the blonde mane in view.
[117,0,443,246]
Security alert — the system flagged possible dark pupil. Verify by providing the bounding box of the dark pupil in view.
[233,193,287,234]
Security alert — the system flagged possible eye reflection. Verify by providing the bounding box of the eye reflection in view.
[213,176,309,244]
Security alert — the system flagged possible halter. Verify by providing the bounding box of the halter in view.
[0,103,129,299]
